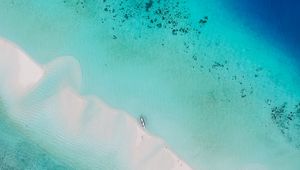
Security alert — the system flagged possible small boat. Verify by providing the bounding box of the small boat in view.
[139,115,146,128]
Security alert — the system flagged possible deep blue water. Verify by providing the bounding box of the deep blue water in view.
[228,0,300,61]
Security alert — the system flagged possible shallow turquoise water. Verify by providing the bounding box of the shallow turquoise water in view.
[0,0,300,169]
[0,100,73,170]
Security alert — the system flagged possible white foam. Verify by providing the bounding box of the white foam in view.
[0,38,193,170]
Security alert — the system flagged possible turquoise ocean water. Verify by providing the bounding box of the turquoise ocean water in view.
[0,0,300,169]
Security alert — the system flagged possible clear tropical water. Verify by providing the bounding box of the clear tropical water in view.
[0,0,300,169]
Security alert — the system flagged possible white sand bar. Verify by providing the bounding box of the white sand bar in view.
[0,38,193,170]
[0,39,44,98]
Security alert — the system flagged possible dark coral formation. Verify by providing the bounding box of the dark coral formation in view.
[63,0,208,59]
[271,102,300,148]
[198,16,208,27]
